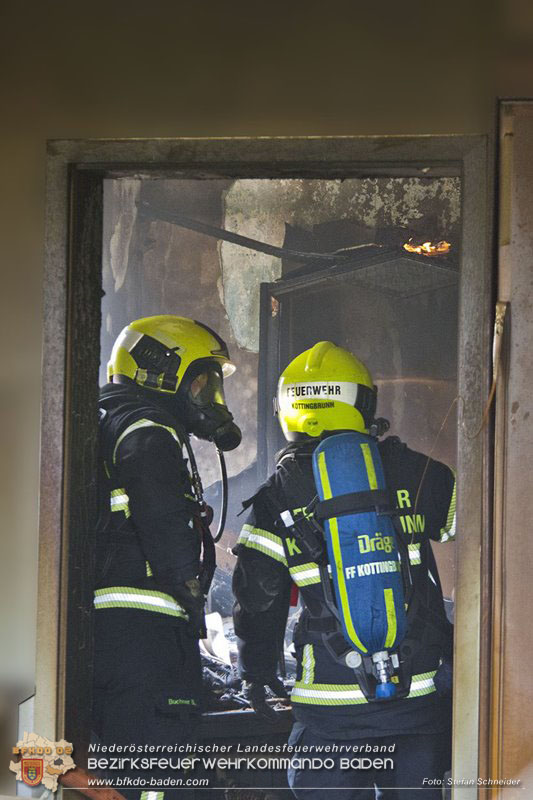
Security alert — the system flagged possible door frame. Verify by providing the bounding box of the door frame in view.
[36,137,493,790]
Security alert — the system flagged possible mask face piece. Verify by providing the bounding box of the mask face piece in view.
[180,362,242,451]
[188,368,226,407]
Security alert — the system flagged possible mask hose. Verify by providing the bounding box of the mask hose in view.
[183,436,228,544]
[183,436,207,518]
[213,448,228,543]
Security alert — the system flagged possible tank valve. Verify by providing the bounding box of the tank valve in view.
[372,650,396,698]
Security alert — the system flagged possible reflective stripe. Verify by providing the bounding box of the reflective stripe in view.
[292,506,314,520]
[289,562,321,586]
[141,793,164,800]
[110,491,129,505]
[384,587,397,648]
[94,587,188,619]
[238,524,287,566]
[407,671,438,698]
[302,644,315,685]
[292,682,367,705]
[317,450,368,654]
[110,488,130,518]
[440,476,456,542]
[360,443,378,490]
[146,561,153,577]
[408,543,422,565]
[291,670,437,706]
[113,418,181,465]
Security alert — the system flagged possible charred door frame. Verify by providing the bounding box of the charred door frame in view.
[37,137,493,792]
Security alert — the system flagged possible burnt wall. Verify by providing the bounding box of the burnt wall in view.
[102,176,460,597]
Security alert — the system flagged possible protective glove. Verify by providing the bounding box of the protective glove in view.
[172,579,206,638]
[434,655,453,698]
[244,677,290,724]
[204,504,214,527]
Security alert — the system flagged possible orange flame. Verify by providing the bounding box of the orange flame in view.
[403,239,451,256]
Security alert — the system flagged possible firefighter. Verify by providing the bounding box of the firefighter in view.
[232,341,455,799]
[93,315,241,797]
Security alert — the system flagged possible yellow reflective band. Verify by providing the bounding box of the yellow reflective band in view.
[317,450,367,654]
[384,587,397,648]
[113,419,181,465]
[289,562,321,586]
[406,670,437,698]
[440,475,457,542]
[291,670,437,706]
[360,442,378,490]
[408,543,422,565]
[94,587,188,619]
[292,681,366,705]
[110,488,130,518]
[290,561,318,574]
[302,644,316,685]
[146,561,153,577]
[238,524,288,566]
[141,792,165,800]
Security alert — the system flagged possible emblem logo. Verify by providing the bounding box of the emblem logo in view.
[10,733,75,792]
[21,758,44,786]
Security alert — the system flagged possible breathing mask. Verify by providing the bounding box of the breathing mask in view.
[179,361,242,451]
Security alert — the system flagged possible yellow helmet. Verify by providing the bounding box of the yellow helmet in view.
[107,315,235,393]
[276,341,377,441]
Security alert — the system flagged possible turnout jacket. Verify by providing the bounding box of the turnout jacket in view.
[232,436,456,738]
[95,384,201,622]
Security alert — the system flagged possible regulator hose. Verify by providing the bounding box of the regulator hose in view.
[183,436,229,544]
[213,448,228,543]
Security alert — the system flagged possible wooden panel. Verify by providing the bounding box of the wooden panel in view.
[61,168,103,760]
[490,102,533,797]
[451,136,493,799]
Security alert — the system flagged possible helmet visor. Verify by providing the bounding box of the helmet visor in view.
[187,365,226,407]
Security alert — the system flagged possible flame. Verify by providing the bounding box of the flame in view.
[403,239,451,256]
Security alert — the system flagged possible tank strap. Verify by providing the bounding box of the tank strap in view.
[315,489,393,520]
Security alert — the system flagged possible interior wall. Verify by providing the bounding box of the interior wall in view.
[1,0,532,794]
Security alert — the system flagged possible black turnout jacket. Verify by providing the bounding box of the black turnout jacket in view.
[232,436,456,738]
[95,384,201,623]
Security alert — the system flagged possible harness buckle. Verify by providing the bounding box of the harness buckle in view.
[280,510,295,527]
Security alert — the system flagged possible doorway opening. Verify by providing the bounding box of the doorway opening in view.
[35,137,492,792]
